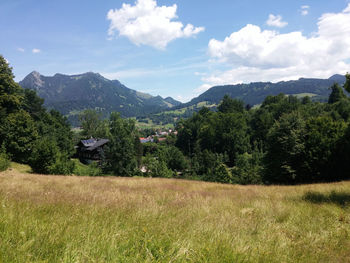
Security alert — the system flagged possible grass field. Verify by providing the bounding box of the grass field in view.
[0,166,350,262]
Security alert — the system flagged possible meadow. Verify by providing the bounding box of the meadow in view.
[0,165,350,262]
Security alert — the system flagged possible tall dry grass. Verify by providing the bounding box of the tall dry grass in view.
[0,167,350,262]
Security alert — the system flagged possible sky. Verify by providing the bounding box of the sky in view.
[1,0,350,102]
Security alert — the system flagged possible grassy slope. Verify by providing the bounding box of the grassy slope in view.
[0,168,350,262]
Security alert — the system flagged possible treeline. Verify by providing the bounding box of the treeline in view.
[2,54,350,185]
[0,56,75,174]
[175,79,350,184]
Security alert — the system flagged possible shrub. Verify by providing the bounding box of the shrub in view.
[29,138,58,174]
[0,152,10,172]
[142,154,173,178]
[206,163,232,184]
[86,162,102,177]
[29,138,75,175]
[48,154,75,175]
[231,152,263,185]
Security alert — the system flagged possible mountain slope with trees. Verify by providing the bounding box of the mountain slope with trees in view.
[182,75,347,108]
[19,71,180,125]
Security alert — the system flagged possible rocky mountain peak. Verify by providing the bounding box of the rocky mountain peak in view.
[22,71,44,89]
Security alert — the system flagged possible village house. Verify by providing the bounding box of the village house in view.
[76,138,109,164]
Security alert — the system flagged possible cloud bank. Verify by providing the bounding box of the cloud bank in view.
[107,0,204,49]
[200,4,350,92]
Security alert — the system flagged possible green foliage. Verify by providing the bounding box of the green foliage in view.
[264,111,306,184]
[72,159,103,177]
[48,154,75,175]
[0,56,23,117]
[142,154,173,178]
[79,109,109,138]
[328,83,346,104]
[157,145,188,172]
[344,73,350,93]
[22,88,46,121]
[45,110,75,157]
[232,151,264,185]
[191,150,230,183]
[302,116,346,182]
[0,110,38,163]
[0,55,75,173]
[0,147,10,172]
[104,112,139,176]
[208,163,232,184]
[29,138,59,174]
[218,95,244,113]
[176,107,250,166]
[29,137,75,175]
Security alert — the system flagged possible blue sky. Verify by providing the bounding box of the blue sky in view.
[1,0,350,102]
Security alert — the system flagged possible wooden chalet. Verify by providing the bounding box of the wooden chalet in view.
[76,138,109,164]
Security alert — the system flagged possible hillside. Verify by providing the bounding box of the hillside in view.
[1,166,350,262]
[182,74,347,108]
[19,71,180,125]
[138,75,348,127]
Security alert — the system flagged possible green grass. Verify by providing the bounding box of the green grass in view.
[0,168,350,262]
[289,93,318,98]
[10,162,32,173]
[135,119,174,130]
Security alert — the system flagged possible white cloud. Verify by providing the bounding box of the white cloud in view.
[202,4,350,91]
[17,47,25,52]
[301,5,310,16]
[107,0,204,49]
[32,48,41,54]
[266,14,288,28]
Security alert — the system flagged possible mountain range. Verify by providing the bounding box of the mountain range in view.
[180,74,346,109]
[19,71,347,126]
[19,71,181,125]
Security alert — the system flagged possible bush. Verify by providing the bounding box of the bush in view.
[48,154,75,175]
[205,163,232,184]
[231,152,263,185]
[29,138,75,175]
[0,152,10,172]
[73,159,102,176]
[143,154,173,178]
[29,138,58,174]
[86,162,102,176]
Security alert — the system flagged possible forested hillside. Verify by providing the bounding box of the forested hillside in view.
[182,75,346,108]
[19,71,180,125]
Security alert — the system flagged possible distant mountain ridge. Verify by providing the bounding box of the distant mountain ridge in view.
[19,71,180,125]
[182,74,347,108]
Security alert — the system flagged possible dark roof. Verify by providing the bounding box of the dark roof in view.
[80,138,109,151]
[81,138,97,147]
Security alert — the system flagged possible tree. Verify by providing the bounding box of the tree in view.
[104,112,138,176]
[328,83,346,104]
[22,89,46,121]
[79,109,108,138]
[264,111,306,184]
[344,73,350,93]
[29,137,60,174]
[302,116,346,182]
[0,110,38,163]
[158,145,188,172]
[218,95,244,113]
[0,55,23,117]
